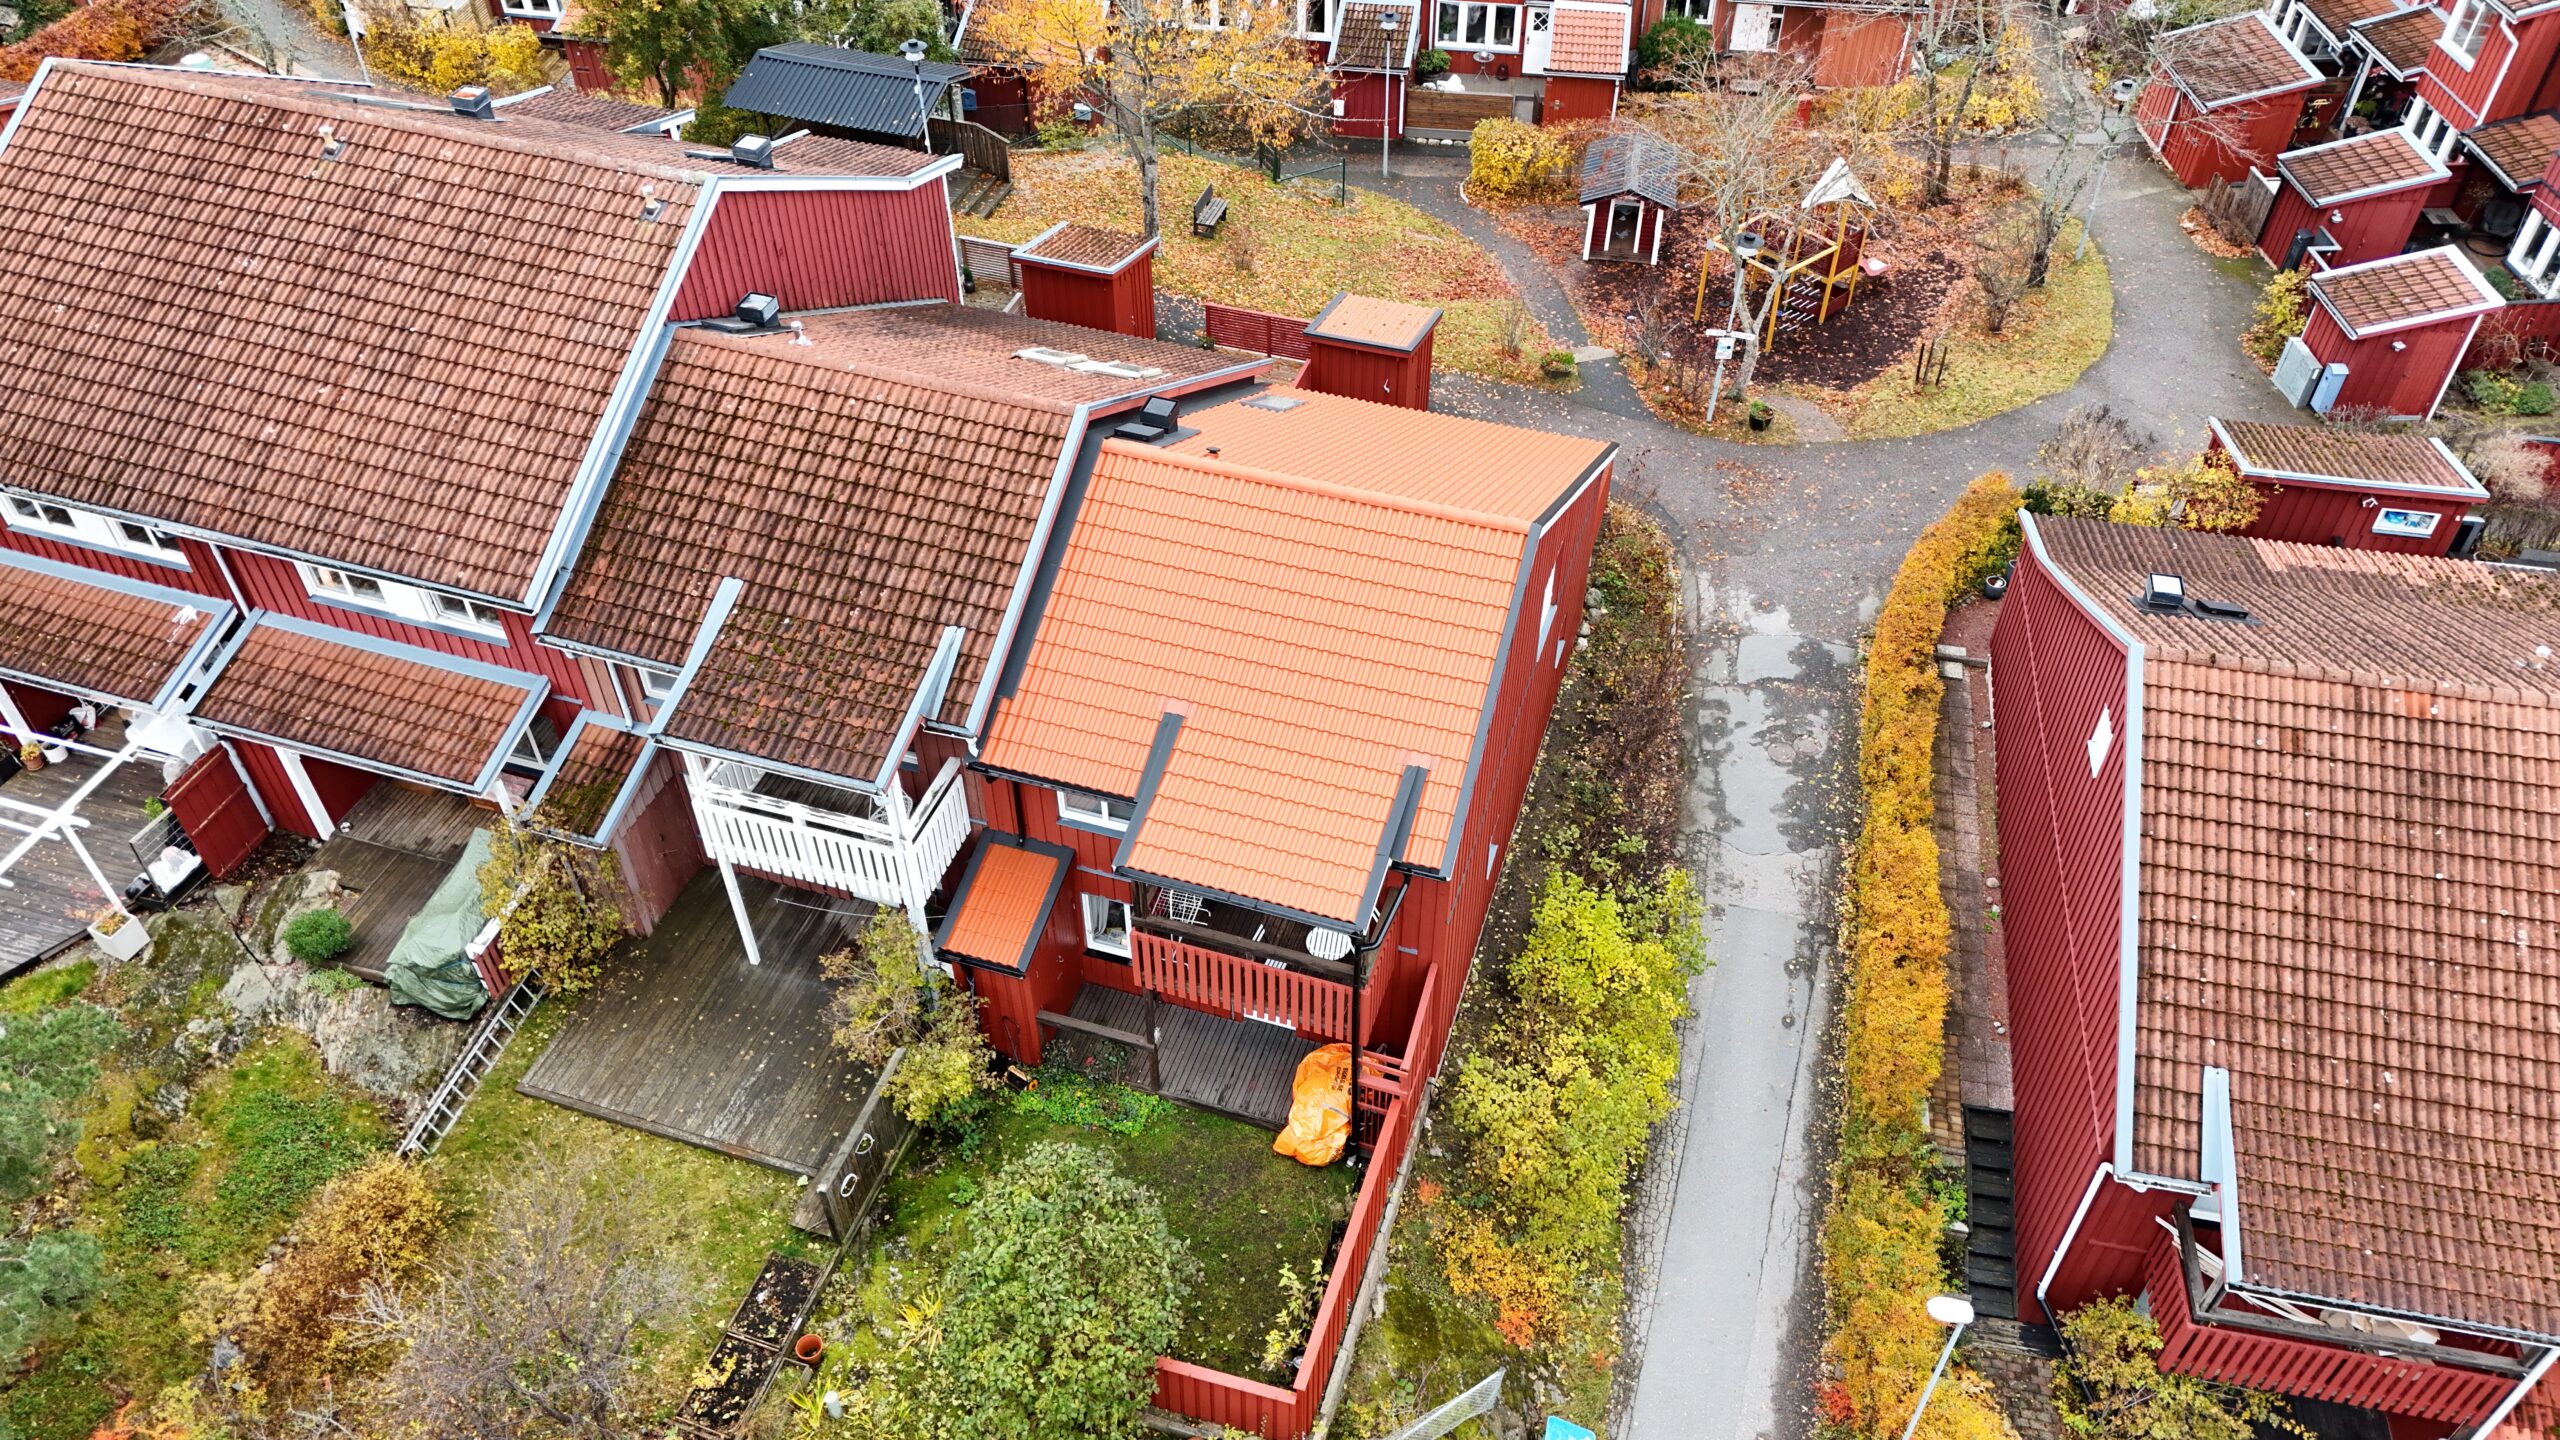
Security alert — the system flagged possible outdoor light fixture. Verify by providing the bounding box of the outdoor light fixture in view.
[1897,1296,1977,1440]
[900,39,934,156]
[1378,9,1401,179]
[2144,572,2187,611]
[2329,208,2345,223]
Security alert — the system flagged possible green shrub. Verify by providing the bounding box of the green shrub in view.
[282,908,354,964]
[2019,479,2115,519]
[0,1232,100,1365]
[479,823,627,996]
[822,911,997,1127]
[681,101,764,147]
[1539,349,1578,379]
[0,1002,120,1200]
[2466,369,2557,416]
[2055,1297,2296,1440]
[1416,46,1450,78]
[1036,116,1085,149]
[306,965,368,999]
[1010,1066,1174,1136]
[1634,14,1714,82]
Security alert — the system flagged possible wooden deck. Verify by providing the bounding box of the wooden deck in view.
[518,869,878,1176]
[1066,985,1315,1130]
[0,714,168,971]
[309,784,493,982]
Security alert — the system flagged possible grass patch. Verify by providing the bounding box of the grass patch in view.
[1820,223,2112,441]
[966,147,1560,386]
[0,958,95,1015]
[824,1080,1357,1381]
[425,1002,821,1412]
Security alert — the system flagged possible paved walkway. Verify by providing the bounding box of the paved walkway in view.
[1381,139,2282,1440]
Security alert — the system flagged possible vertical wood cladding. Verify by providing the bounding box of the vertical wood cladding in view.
[670,185,960,321]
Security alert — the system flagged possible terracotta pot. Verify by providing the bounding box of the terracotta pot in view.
[792,1333,824,1366]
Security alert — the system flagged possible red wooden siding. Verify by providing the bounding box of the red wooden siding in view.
[4,681,76,733]
[670,184,961,322]
[1017,253,1157,338]
[2300,304,2481,418]
[2140,81,2307,189]
[563,37,613,93]
[2259,181,2426,268]
[609,748,703,934]
[1584,196,1666,262]
[230,739,318,838]
[1331,72,1401,140]
[162,747,270,879]
[0,525,231,600]
[1299,333,1433,411]
[1204,302,1315,360]
[1131,930,1365,1042]
[2238,478,2472,552]
[1813,10,1911,88]
[1542,76,1618,124]
[306,757,379,824]
[2414,12,2560,128]
[1985,531,2139,1323]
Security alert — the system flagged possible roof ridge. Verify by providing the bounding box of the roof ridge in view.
[674,327,1081,417]
[1099,437,1533,535]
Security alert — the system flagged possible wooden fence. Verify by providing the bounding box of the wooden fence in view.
[956,233,1019,289]
[928,115,1011,182]
[2200,171,2275,251]
[1203,300,1314,360]
[1132,930,1354,1042]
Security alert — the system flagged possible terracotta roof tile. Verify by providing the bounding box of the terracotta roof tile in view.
[0,550,223,708]
[1016,223,1156,273]
[546,326,1075,781]
[2279,127,2442,203]
[2215,420,2487,496]
[2158,12,2319,107]
[1546,2,1630,76]
[2463,111,2560,189]
[2353,8,2442,75]
[1307,294,1440,351]
[197,619,546,787]
[1330,1,1421,70]
[938,835,1069,971]
[2301,0,2404,38]
[2310,246,2503,336]
[2033,518,2560,1335]
[499,88,686,133]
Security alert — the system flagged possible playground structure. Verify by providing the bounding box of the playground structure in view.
[1696,157,1879,353]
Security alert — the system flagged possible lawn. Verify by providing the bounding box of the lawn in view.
[811,1068,1358,1384]
[967,147,1563,386]
[425,1002,823,1413]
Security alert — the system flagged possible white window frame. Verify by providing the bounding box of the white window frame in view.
[2511,210,2560,297]
[4,495,192,567]
[2440,0,2494,67]
[1059,788,1137,832]
[296,561,509,639]
[636,665,680,711]
[1536,567,1559,654]
[1298,0,1334,37]
[1081,892,1134,956]
[498,0,563,15]
[2404,98,2458,163]
[508,722,559,768]
[1434,0,1521,52]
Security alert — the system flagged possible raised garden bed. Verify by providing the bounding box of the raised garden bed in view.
[676,1333,771,1435]
[727,1252,823,1352]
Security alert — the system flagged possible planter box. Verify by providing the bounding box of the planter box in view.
[89,919,149,962]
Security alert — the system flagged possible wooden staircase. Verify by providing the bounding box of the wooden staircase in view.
[1963,1104,2020,1320]
[397,979,544,1159]
[949,168,1013,219]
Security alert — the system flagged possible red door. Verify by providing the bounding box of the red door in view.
[163,748,270,879]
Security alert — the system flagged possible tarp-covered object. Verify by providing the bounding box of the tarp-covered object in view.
[385,828,495,1021]
[1274,1042,1352,1167]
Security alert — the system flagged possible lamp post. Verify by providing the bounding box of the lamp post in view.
[1706,229,1760,425]
[901,38,933,156]
[1377,9,1399,178]
[1898,1295,1977,1440]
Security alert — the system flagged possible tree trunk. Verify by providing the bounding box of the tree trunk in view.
[1135,114,1162,239]
[1931,61,1983,206]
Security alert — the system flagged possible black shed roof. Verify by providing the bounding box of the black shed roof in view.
[1579,131,1679,208]
[723,44,974,138]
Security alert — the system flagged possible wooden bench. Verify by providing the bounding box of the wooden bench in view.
[1192,184,1227,237]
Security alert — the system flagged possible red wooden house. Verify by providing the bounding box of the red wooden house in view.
[1531,0,1633,121]
[1988,514,2560,1440]
[2290,245,2504,417]
[1327,0,1421,139]
[2136,12,2324,188]
[2261,125,2448,265]
[1626,0,1920,88]
[2207,418,2489,552]
[1012,223,1161,338]
[2503,126,2560,292]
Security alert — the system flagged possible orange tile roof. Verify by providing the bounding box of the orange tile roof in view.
[1016,223,1157,274]
[197,618,547,788]
[2278,127,2442,203]
[982,427,1572,924]
[2214,419,2487,495]
[2157,12,2319,107]
[1307,294,1441,352]
[1167,386,1610,525]
[2310,246,2504,336]
[1546,1,1631,76]
[937,834,1071,972]
[2353,8,2440,75]
[0,549,225,709]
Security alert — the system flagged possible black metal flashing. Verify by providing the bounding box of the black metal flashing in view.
[932,832,1074,976]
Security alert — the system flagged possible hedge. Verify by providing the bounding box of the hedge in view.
[0,0,199,81]
[1819,473,2020,1440]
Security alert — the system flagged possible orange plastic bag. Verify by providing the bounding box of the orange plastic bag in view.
[1273,1043,1352,1166]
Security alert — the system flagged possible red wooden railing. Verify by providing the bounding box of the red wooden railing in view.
[2143,1229,2515,1424]
[1133,931,1354,1041]
[1204,301,1314,360]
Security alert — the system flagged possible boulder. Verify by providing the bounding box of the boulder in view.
[218,961,467,1100]
[245,870,348,967]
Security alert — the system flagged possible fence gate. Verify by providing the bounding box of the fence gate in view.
[811,1047,920,1242]
[2201,173,2275,250]
[161,747,268,878]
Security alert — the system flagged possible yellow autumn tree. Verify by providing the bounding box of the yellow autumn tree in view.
[971,0,1330,236]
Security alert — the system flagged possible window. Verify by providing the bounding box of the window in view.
[2403,98,2457,162]
[1081,893,1133,956]
[637,666,679,710]
[2512,211,2560,296]
[1298,0,1332,36]
[508,715,561,768]
[431,592,507,633]
[299,562,511,636]
[7,496,74,532]
[6,495,193,566]
[311,566,387,603]
[1536,567,1559,655]
[498,0,562,14]
[1434,1,1519,50]
[1060,788,1137,831]
[116,521,183,555]
[2442,0,2493,64]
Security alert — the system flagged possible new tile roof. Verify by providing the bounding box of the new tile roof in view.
[2157,12,2320,107]
[500,88,687,133]
[2278,127,2442,203]
[0,551,224,708]
[2034,517,2560,1336]
[1307,294,1441,352]
[1330,1,1422,70]
[2214,419,2487,496]
[721,305,1262,406]
[1015,223,1157,274]
[1546,1,1631,76]
[2352,7,2441,74]
[1579,129,1679,207]
[546,326,1076,782]
[2309,246,2503,336]
[723,43,973,138]
[937,834,1070,972]
[197,618,546,788]
[2463,111,2560,189]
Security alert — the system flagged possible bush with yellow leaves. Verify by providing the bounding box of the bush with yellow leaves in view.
[360,11,548,96]
[1468,117,1581,203]
[2110,449,2261,532]
[1838,25,2044,138]
[228,1156,444,1401]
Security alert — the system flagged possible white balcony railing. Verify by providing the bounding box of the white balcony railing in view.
[684,754,971,919]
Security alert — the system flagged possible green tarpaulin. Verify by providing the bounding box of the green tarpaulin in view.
[385,828,495,1021]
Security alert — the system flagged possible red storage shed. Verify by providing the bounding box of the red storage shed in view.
[2208,417,2488,553]
[1328,0,1421,139]
[2260,127,2446,267]
[1298,294,1440,410]
[1536,2,1632,124]
[2296,245,2505,419]
[1011,223,1161,339]
[2134,12,2321,189]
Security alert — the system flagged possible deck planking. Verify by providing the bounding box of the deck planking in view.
[0,714,170,972]
[1069,985,1314,1130]
[518,870,878,1175]
[308,784,491,982]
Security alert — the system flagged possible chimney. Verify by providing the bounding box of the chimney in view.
[731,134,777,169]
[449,85,496,120]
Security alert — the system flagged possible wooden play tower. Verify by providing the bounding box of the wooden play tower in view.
[1696,157,1878,352]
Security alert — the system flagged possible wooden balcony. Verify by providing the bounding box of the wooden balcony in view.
[683,753,970,918]
[1129,929,1377,1045]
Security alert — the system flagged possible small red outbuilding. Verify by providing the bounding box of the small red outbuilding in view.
[2208,417,2488,554]
[1010,223,1160,339]
[2135,12,2322,189]
[1578,130,1680,265]
[2291,245,2505,419]
[1298,294,1440,410]
[2260,127,2446,267]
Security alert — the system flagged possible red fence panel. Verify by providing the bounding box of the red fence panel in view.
[1204,301,1314,360]
[161,748,268,879]
[1132,931,1352,1041]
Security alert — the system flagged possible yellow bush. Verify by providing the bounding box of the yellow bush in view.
[361,12,548,96]
[1468,117,1579,203]
[1821,473,2021,1440]
[232,1156,443,1400]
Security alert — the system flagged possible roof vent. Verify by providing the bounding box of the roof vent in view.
[2141,572,2187,612]
[2192,597,2251,622]
[1113,395,1182,443]
[1069,358,1166,380]
[1240,392,1306,412]
[316,122,344,161]
[736,293,781,329]
[731,134,777,169]
[1013,346,1089,368]
[449,85,496,119]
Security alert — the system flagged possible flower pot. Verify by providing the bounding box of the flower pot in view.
[16,748,41,773]
[1747,409,1773,432]
[791,1333,824,1367]
[39,744,67,765]
[89,917,149,962]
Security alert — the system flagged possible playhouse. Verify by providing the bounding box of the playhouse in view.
[1579,131,1679,264]
[1697,156,1876,353]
